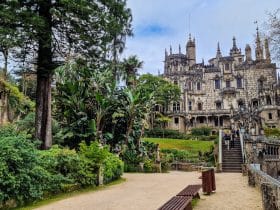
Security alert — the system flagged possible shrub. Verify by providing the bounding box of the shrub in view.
[144,128,187,139]
[0,133,64,206]
[103,154,124,184]
[143,159,154,173]
[39,146,97,187]
[191,127,212,136]
[161,149,198,162]
[79,141,124,183]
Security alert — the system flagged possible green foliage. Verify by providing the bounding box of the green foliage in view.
[79,141,123,184]
[1,79,34,119]
[144,128,188,139]
[264,127,280,137]
[138,74,180,107]
[39,146,97,187]
[161,149,198,162]
[0,129,64,206]
[103,154,124,184]
[191,127,212,136]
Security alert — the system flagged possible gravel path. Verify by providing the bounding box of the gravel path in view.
[35,171,262,210]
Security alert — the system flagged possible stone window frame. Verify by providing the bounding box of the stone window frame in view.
[174,117,179,124]
[225,80,231,88]
[197,82,201,91]
[268,113,273,120]
[197,102,203,111]
[188,101,192,111]
[236,77,243,89]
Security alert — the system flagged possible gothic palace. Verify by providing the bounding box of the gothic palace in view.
[163,28,280,133]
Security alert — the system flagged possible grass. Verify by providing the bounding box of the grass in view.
[15,178,126,210]
[143,138,214,153]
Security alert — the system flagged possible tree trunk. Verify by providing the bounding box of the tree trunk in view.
[0,48,9,124]
[35,0,53,150]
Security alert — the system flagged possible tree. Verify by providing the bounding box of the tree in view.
[121,55,143,88]
[266,9,280,61]
[137,74,181,129]
[0,1,132,149]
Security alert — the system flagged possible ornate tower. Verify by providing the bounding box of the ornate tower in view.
[245,44,252,61]
[186,34,196,66]
[230,36,241,56]
[255,27,264,61]
[264,38,271,63]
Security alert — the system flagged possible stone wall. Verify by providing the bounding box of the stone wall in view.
[262,159,280,179]
[247,164,280,210]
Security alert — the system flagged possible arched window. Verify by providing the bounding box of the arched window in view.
[266,96,272,105]
[226,80,231,88]
[188,81,192,90]
[173,102,180,112]
[188,101,192,111]
[237,78,242,88]
[225,63,230,70]
[197,82,201,91]
[214,79,220,89]
[216,102,222,110]
[198,102,203,111]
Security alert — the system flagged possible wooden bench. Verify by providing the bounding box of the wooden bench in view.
[158,196,193,210]
[176,184,202,199]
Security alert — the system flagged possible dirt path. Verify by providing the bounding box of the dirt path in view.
[35,171,262,210]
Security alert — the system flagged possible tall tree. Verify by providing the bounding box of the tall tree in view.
[0,0,132,149]
[121,55,143,88]
[266,9,280,61]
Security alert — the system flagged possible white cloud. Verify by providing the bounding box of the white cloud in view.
[124,0,280,74]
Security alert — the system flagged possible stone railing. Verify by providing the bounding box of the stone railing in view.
[247,164,280,210]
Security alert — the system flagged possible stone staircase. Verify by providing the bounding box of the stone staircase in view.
[222,138,243,172]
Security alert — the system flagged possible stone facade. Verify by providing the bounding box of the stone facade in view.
[163,29,280,133]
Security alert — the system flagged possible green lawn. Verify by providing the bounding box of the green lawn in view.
[143,138,214,153]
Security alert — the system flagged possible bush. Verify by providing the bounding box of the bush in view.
[144,128,188,139]
[39,146,97,187]
[161,149,198,162]
[79,141,124,184]
[0,131,65,206]
[103,153,124,184]
[143,159,154,173]
[191,127,212,136]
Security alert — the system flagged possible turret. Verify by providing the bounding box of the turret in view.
[170,45,172,55]
[216,42,222,59]
[264,38,271,63]
[186,34,196,66]
[230,36,241,56]
[245,44,252,61]
[179,44,181,54]
[255,27,264,61]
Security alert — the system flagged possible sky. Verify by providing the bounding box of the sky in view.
[123,0,280,75]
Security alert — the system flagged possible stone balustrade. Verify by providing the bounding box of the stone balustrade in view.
[247,164,280,210]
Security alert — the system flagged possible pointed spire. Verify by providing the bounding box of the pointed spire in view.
[165,48,168,58]
[216,42,222,58]
[233,36,237,49]
[179,44,181,54]
[170,45,172,55]
[264,38,271,63]
[189,33,192,41]
[255,27,263,61]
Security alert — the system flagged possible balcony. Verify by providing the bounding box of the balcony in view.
[188,109,231,116]
[221,87,236,94]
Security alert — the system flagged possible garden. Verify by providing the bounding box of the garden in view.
[0,1,215,209]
